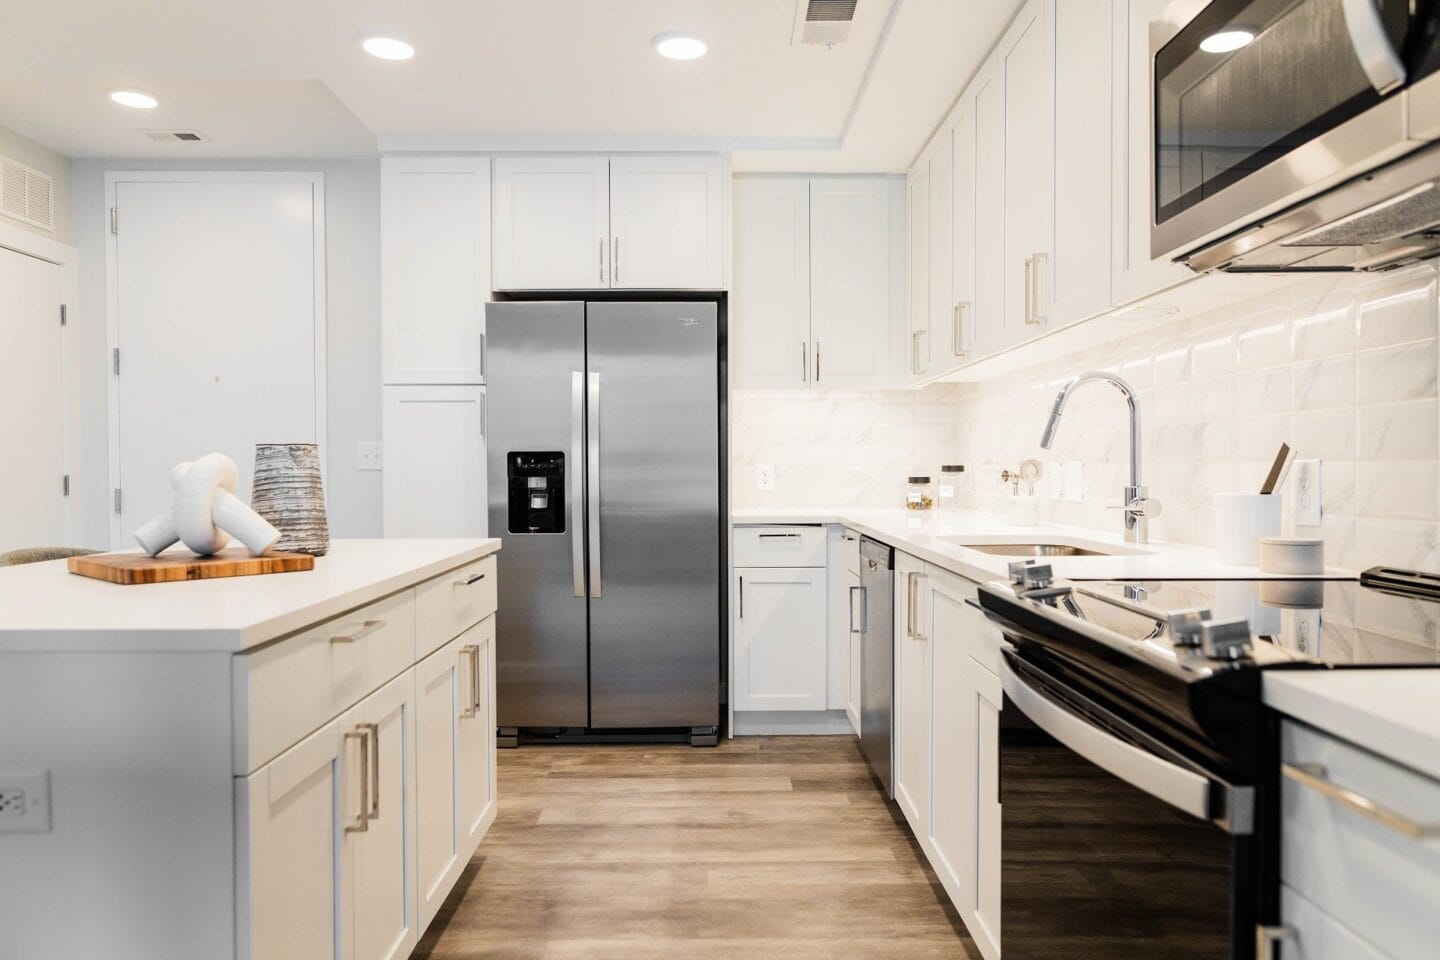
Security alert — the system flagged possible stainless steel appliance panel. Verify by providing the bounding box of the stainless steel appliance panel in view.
[584,301,721,729]
[486,301,590,727]
[859,537,894,796]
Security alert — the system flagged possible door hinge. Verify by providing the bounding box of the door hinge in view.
[110,207,117,236]
[113,488,122,514]
[62,475,70,496]
[59,304,67,327]
[112,348,120,376]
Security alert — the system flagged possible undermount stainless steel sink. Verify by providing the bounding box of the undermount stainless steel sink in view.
[956,542,1114,558]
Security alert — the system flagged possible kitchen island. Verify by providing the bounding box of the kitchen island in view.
[0,538,500,960]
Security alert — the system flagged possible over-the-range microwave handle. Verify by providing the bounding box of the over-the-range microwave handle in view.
[1341,0,1406,94]
[571,371,585,598]
[997,651,1254,835]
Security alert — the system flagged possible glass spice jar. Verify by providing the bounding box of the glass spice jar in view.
[938,465,965,512]
[906,476,934,511]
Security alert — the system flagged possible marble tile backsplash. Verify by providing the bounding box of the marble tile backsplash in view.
[956,263,1440,571]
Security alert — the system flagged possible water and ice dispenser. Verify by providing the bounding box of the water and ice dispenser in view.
[506,452,566,533]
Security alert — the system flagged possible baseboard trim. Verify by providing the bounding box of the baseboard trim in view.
[733,709,857,736]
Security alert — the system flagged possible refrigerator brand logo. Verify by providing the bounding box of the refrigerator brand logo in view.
[680,317,699,327]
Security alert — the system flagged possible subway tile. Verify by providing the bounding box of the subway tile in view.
[1191,335,1237,379]
[1292,302,1357,361]
[1356,340,1438,404]
[1292,408,1356,459]
[1354,517,1440,570]
[1291,356,1355,411]
[1355,461,1439,522]
[1357,266,1437,349]
[1234,369,1292,415]
[1357,400,1439,460]
[1237,321,1291,371]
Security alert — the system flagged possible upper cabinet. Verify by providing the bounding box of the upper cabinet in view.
[733,176,897,390]
[381,157,492,385]
[492,154,726,291]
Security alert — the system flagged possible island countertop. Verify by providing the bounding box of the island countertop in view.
[0,538,500,654]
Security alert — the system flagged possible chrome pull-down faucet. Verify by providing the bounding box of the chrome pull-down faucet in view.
[1038,371,1161,544]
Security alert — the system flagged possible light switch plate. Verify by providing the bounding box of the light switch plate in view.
[1294,459,1322,526]
[0,771,50,833]
[756,463,775,492]
[356,442,382,471]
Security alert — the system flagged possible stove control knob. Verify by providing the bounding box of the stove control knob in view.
[1166,608,1213,648]
[1021,563,1055,591]
[1008,560,1035,586]
[1200,617,1254,661]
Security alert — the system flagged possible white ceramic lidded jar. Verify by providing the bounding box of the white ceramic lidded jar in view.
[938,465,965,512]
[906,476,934,511]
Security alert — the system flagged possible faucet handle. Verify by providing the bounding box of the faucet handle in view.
[1128,497,1162,519]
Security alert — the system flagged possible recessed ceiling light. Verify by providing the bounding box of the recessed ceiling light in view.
[653,32,707,61]
[1199,29,1254,53]
[362,37,415,61]
[110,90,158,109]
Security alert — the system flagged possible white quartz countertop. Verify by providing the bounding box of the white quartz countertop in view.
[731,508,1354,584]
[0,538,500,654]
[1264,671,1440,780]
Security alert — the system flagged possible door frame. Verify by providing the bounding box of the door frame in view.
[0,219,81,547]
[104,171,327,548]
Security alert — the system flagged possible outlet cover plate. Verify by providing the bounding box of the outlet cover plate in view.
[356,442,383,471]
[756,462,775,492]
[1295,459,1322,526]
[0,771,50,832]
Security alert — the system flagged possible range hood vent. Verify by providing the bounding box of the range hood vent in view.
[0,155,54,232]
[795,0,857,45]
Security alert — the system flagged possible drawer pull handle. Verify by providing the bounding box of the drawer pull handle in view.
[344,728,370,833]
[757,533,802,539]
[1282,762,1440,840]
[454,572,487,587]
[331,619,386,644]
[459,644,481,719]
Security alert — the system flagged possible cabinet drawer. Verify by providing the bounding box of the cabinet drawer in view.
[234,590,417,775]
[842,528,862,576]
[416,554,498,658]
[1280,721,1440,960]
[1281,885,1390,960]
[734,525,826,568]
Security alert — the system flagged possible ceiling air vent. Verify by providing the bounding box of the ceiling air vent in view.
[143,129,211,143]
[0,155,54,232]
[794,0,858,45]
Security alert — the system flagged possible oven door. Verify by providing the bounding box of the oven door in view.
[999,648,1265,959]
[1150,0,1427,263]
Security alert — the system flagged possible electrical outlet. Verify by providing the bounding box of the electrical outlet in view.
[356,442,382,471]
[756,462,776,492]
[1295,459,1322,526]
[0,771,50,833]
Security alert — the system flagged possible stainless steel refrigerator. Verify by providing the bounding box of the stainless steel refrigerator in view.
[486,301,722,746]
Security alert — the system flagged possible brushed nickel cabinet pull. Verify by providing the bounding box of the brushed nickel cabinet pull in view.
[331,619,386,644]
[454,572,486,587]
[599,237,605,283]
[1030,252,1048,323]
[459,644,480,719]
[757,533,802,539]
[612,236,620,285]
[738,576,744,619]
[1282,762,1440,839]
[364,722,380,820]
[815,340,821,382]
[344,728,370,833]
[953,302,970,357]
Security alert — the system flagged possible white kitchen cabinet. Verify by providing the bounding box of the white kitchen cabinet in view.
[999,0,1054,347]
[610,155,726,289]
[732,178,810,388]
[809,179,890,388]
[416,616,497,930]
[492,156,609,290]
[970,61,1007,359]
[1112,0,1192,305]
[381,157,491,385]
[825,526,863,719]
[345,671,419,960]
[733,565,828,711]
[844,566,862,735]
[905,161,931,383]
[733,177,892,390]
[944,96,978,369]
[382,385,487,538]
[893,551,930,841]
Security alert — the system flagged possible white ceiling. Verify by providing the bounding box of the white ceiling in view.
[0,0,1022,173]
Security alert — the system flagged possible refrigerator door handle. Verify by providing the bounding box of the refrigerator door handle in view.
[587,371,603,598]
[571,371,585,597]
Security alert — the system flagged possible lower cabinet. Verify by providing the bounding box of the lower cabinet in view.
[416,617,498,929]
[844,565,862,735]
[893,552,930,839]
[733,566,828,710]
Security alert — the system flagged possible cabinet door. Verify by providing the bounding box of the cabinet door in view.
[971,61,1007,358]
[492,156,609,290]
[893,553,930,841]
[456,615,497,853]
[415,634,463,931]
[733,178,810,389]
[1113,0,1192,304]
[1000,0,1054,346]
[382,385,487,538]
[609,155,725,289]
[238,720,345,960]
[845,567,862,735]
[946,96,978,369]
[1051,0,1113,327]
[733,566,828,711]
[925,132,953,378]
[381,157,491,385]
[345,672,418,960]
[905,164,930,383]
[966,654,1003,960]
[810,179,890,389]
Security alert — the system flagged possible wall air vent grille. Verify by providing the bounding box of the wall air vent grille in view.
[0,155,55,232]
[795,0,857,44]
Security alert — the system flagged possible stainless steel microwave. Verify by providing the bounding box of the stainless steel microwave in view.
[1152,0,1440,273]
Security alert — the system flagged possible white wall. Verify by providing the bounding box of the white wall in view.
[70,159,382,546]
[0,123,72,244]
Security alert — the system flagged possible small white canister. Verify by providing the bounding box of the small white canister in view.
[1215,493,1282,565]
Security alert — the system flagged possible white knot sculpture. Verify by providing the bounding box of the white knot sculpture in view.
[133,453,281,558]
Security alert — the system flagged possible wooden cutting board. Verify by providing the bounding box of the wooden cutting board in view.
[68,547,315,585]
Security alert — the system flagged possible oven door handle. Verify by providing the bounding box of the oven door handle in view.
[998,653,1251,834]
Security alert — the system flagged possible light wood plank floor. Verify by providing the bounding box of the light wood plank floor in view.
[414,735,977,960]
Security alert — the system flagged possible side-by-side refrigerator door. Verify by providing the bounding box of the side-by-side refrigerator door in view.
[585,302,721,730]
[486,301,589,728]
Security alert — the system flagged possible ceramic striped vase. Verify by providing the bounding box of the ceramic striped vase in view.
[251,443,330,556]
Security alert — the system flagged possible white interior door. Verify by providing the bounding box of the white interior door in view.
[109,174,324,548]
[0,245,66,551]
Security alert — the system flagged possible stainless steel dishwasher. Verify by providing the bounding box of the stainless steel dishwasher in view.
[858,537,894,796]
